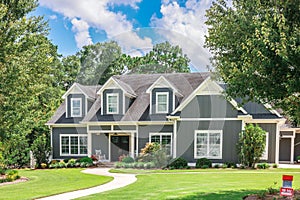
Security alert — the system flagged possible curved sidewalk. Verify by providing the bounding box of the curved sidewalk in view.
[37,168,137,200]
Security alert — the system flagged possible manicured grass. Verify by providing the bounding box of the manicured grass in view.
[79,168,300,200]
[0,168,113,200]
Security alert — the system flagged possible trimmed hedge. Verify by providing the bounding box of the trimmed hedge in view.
[168,157,188,169]
[196,158,212,168]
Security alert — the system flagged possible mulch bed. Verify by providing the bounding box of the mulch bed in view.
[0,175,29,186]
[243,190,300,199]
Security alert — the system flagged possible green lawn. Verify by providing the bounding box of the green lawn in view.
[0,168,113,200]
[78,168,300,200]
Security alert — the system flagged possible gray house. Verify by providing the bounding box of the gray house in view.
[47,72,298,164]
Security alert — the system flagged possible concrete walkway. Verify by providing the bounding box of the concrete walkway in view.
[37,168,137,200]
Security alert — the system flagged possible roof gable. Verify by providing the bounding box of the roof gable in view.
[172,77,247,115]
[62,83,99,100]
[146,76,182,96]
[97,77,137,97]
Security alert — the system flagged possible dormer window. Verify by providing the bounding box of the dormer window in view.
[71,98,82,117]
[107,93,119,114]
[156,92,169,113]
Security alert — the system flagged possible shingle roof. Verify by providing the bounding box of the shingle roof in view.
[48,72,212,124]
[46,102,66,124]
[77,84,101,99]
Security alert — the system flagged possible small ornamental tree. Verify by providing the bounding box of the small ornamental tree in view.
[31,134,51,168]
[237,124,266,168]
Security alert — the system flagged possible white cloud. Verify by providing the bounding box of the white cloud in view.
[151,0,212,71]
[108,0,142,9]
[39,0,152,53]
[49,15,57,20]
[71,18,93,48]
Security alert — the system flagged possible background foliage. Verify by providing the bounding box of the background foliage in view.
[205,0,300,126]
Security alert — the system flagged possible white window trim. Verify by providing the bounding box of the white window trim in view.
[194,130,223,159]
[70,98,82,117]
[107,93,119,114]
[149,132,172,155]
[155,92,169,114]
[261,132,269,160]
[60,134,88,156]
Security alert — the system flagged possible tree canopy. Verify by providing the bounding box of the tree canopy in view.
[205,0,300,125]
[72,41,190,86]
[0,0,63,167]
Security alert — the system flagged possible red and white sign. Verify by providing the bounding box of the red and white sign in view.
[280,187,294,197]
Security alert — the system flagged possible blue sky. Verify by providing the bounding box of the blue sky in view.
[35,0,213,71]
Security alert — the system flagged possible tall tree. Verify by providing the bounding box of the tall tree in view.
[0,0,62,166]
[129,41,190,74]
[75,41,190,85]
[205,0,300,125]
[76,41,123,85]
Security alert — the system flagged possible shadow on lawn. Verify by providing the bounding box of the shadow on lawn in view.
[172,189,264,200]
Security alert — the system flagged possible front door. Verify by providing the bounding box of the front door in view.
[111,135,129,161]
[279,138,291,162]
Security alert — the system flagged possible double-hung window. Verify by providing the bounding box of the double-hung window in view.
[194,130,222,159]
[156,92,169,113]
[107,93,119,114]
[71,98,82,117]
[60,135,88,156]
[150,133,172,155]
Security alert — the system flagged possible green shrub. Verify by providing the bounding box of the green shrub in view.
[79,157,93,164]
[124,163,133,168]
[145,162,155,169]
[122,156,135,163]
[201,165,209,169]
[168,157,188,169]
[222,164,228,168]
[114,162,123,168]
[237,124,267,168]
[224,162,236,168]
[214,164,219,168]
[0,168,6,175]
[58,161,66,168]
[63,158,70,163]
[5,170,20,182]
[257,163,270,169]
[196,158,212,168]
[137,162,145,169]
[272,163,278,168]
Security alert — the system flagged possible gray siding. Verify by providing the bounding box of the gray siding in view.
[138,125,173,151]
[103,89,123,115]
[67,94,86,118]
[92,134,109,158]
[176,120,242,163]
[52,127,87,159]
[180,95,239,118]
[258,123,277,163]
[151,88,173,114]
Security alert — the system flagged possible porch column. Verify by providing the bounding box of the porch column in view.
[136,126,139,158]
[88,132,92,157]
[275,123,280,164]
[290,131,296,164]
[131,132,135,158]
[173,119,177,158]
